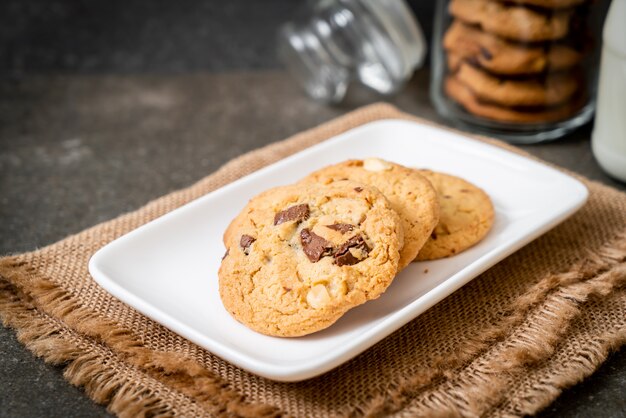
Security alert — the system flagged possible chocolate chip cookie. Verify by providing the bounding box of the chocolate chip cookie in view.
[455,63,578,107]
[219,181,403,337]
[300,158,440,270]
[507,0,585,8]
[449,0,573,42]
[444,21,582,75]
[414,170,494,261]
[444,76,582,123]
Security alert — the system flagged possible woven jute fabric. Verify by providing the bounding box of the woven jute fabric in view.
[1,103,625,417]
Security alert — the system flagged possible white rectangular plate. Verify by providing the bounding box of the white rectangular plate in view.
[89,119,588,381]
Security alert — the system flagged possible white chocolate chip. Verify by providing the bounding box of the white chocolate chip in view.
[328,279,348,297]
[363,158,392,172]
[306,284,330,309]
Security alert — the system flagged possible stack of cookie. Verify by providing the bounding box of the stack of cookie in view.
[443,0,589,123]
[219,158,494,337]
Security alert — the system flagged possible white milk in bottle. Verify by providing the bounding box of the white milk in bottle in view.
[592,0,626,182]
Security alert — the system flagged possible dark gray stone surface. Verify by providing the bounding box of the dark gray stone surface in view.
[0,1,624,417]
[0,0,435,76]
[0,0,300,75]
[0,325,111,418]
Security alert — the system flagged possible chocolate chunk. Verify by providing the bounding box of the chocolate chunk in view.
[222,249,230,260]
[431,231,438,240]
[274,204,310,225]
[325,223,355,234]
[467,56,480,67]
[240,234,256,255]
[300,228,333,263]
[334,235,371,266]
[479,47,493,60]
[354,187,363,192]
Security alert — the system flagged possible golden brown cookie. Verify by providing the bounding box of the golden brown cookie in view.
[455,63,578,107]
[444,20,582,75]
[506,0,586,9]
[219,181,403,337]
[415,170,494,261]
[300,158,440,270]
[449,0,573,41]
[444,76,582,123]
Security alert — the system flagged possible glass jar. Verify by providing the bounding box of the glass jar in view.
[278,0,426,103]
[431,0,608,143]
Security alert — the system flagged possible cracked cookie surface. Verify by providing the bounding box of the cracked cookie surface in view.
[219,181,403,337]
[415,170,494,261]
[300,159,439,270]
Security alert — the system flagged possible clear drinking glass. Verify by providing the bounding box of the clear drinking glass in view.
[431,0,608,143]
[278,0,426,103]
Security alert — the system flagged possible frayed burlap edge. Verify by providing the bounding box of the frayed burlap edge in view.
[0,266,281,418]
[1,231,624,418]
[362,233,626,417]
[0,103,625,417]
[0,279,213,418]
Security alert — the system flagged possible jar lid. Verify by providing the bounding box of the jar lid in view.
[278,0,427,103]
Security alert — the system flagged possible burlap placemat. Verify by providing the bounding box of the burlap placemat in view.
[1,103,625,417]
